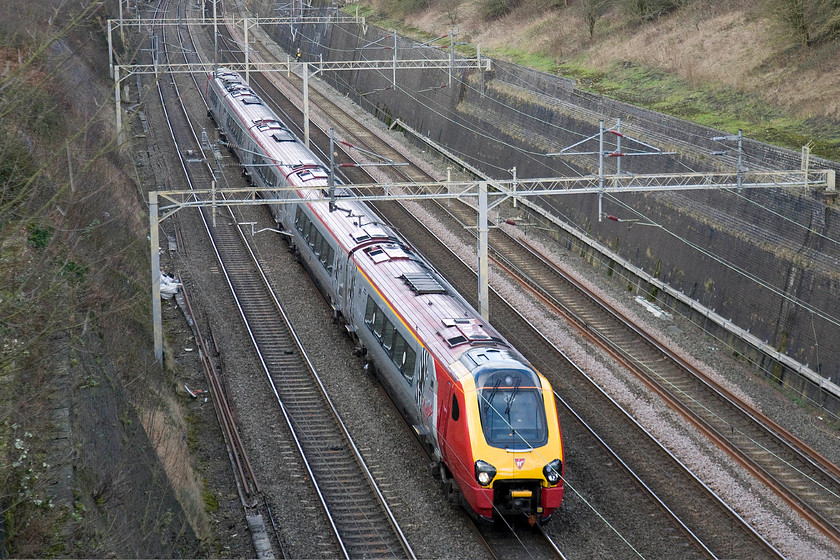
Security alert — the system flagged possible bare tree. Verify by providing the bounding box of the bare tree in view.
[444,0,461,26]
[772,0,840,46]
[776,0,811,45]
[580,0,607,39]
[622,0,683,21]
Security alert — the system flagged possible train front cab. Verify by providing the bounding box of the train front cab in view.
[443,360,564,524]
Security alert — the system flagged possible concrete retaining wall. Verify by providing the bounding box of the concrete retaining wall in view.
[266,12,840,406]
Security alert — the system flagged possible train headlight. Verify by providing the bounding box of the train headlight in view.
[475,460,497,487]
[543,459,562,486]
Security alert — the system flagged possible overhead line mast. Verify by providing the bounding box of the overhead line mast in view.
[128,9,835,398]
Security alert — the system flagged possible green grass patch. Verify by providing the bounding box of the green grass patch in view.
[341,2,428,38]
[185,414,199,454]
[492,46,560,74]
[202,487,219,513]
[27,225,54,249]
[344,3,840,162]
[556,60,840,161]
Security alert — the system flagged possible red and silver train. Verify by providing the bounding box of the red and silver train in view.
[206,68,565,524]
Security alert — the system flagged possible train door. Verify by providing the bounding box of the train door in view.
[439,380,452,446]
[335,259,345,315]
[343,260,357,330]
[415,349,437,451]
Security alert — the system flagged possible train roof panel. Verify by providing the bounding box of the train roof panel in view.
[401,271,446,295]
[351,224,390,243]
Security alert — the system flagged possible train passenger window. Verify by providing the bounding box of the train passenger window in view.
[326,246,335,273]
[364,297,376,325]
[296,208,309,233]
[372,313,386,341]
[401,346,416,382]
[382,322,396,355]
[320,239,331,264]
[391,334,406,365]
[321,245,334,272]
[451,395,460,421]
[256,156,276,188]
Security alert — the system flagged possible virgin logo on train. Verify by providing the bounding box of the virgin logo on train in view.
[515,458,525,469]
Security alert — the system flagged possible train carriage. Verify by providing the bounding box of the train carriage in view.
[207,68,564,524]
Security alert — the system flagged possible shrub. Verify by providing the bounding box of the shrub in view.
[623,0,684,21]
[27,225,53,249]
[481,0,522,20]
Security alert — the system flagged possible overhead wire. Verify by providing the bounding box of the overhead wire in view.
[241,14,840,547]
[604,193,840,329]
[305,25,590,175]
[293,21,840,336]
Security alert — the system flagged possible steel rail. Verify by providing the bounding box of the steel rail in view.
[233,29,724,558]
[207,10,816,554]
[155,0,264,511]
[487,234,840,547]
[153,5,417,557]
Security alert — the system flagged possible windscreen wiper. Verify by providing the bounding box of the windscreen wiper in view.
[484,379,502,412]
[504,377,521,416]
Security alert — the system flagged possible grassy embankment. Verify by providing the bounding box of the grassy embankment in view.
[346,0,840,162]
[1,1,211,556]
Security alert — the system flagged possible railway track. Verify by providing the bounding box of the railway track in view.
[193,198,414,559]
[144,1,417,557]
[489,229,840,546]
[146,1,282,557]
[477,522,569,560]
[211,12,777,559]
[252,17,840,550]
[141,3,837,550]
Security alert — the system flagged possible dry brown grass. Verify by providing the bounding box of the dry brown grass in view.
[139,403,212,540]
[403,0,840,120]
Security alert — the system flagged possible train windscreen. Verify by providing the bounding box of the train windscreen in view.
[477,371,548,449]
